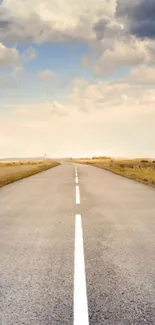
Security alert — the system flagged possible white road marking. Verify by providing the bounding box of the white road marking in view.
[76,185,80,204]
[74,214,89,325]
[75,176,78,184]
[75,166,78,177]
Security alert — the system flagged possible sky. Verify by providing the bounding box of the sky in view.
[0,0,155,158]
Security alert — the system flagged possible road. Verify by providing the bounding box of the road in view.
[0,163,155,325]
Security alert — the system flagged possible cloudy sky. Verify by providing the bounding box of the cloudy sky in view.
[0,0,155,158]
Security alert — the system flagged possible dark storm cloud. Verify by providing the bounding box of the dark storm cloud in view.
[0,20,10,28]
[93,17,124,41]
[117,0,155,39]
[93,18,108,40]
[0,3,11,30]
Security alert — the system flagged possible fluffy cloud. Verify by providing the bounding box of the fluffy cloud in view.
[51,101,69,116]
[1,78,155,158]
[0,0,155,158]
[0,0,155,78]
[70,79,105,111]
[69,77,155,114]
[93,38,150,76]
[122,65,155,85]
[0,42,19,67]
[93,17,123,42]
[15,101,69,118]
[37,69,54,80]
[0,0,116,43]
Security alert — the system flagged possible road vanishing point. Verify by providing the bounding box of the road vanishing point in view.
[1,163,155,325]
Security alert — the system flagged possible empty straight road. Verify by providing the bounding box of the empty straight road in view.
[0,163,155,325]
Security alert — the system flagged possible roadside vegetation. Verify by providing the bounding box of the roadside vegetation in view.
[0,159,60,188]
[72,157,155,187]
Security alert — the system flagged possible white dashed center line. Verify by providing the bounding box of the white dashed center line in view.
[76,185,80,204]
[75,167,80,204]
[74,214,89,325]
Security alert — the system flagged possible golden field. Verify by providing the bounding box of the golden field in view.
[0,159,60,187]
[72,157,155,187]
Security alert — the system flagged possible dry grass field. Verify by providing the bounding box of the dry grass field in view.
[72,157,155,187]
[0,159,60,187]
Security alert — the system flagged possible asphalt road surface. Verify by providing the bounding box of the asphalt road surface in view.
[0,163,155,325]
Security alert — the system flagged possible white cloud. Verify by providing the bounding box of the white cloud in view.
[122,65,155,85]
[93,38,150,76]
[0,0,116,43]
[0,42,19,67]
[70,80,105,111]
[0,1,155,158]
[1,77,155,158]
[51,101,69,116]
[14,101,69,118]
[37,69,54,80]
[0,0,154,78]
[1,82,155,158]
